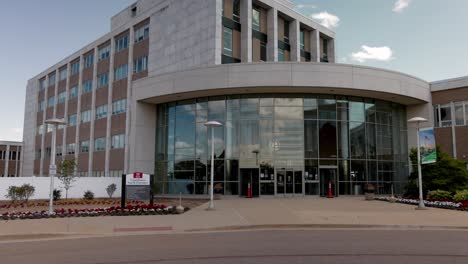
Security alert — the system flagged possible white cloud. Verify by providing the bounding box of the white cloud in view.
[296,4,317,9]
[393,0,411,13]
[310,11,340,29]
[351,45,394,63]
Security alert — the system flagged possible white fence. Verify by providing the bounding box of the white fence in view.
[0,177,121,200]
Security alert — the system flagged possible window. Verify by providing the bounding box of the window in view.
[58,124,65,130]
[278,49,284,62]
[97,72,109,88]
[69,86,78,99]
[96,105,108,120]
[46,124,53,133]
[84,53,94,69]
[40,79,46,90]
[112,134,125,149]
[47,96,55,107]
[68,114,77,126]
[81,110,91,123]
[300,31,305,51]
[82,79,93,94]
[223,27,233,57]
[260,42,267,61]
[48,74,56,86]
[98,44,110,61]
[252,9,260,31]
[284,21,290,43]
[115,35,129,52]
[67,143,75,155]
[94,137,106,152]
[37,124,43,135]
[38,100,45,112]
[440,104,452,127]
[454,102,465,126]
[58,91,67,104]
[80,140,89,153]
[71,61,80,75]
[112,99,126,115]
[114,64,128,81]
[233,0,240,22]
[59,68,67,80]
[134,23,149,43]
[133,56,148,73]
[56,146,62,157]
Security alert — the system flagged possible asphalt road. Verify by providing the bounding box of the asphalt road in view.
[1,230,468,264]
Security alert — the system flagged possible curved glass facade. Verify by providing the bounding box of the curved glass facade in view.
[155,94,408,196]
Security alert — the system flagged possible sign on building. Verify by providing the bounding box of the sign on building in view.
[419,127,437,164]
[121,172,154,207]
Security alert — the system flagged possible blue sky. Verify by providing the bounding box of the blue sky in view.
[1,0,468,141]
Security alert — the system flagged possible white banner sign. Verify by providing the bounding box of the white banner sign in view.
[125,172,150,186]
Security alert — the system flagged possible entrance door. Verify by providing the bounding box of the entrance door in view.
[240,168,259,197]
[276,169,303,196]
[320,168,337,197]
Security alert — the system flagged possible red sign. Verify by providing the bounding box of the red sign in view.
[133,172,143,178]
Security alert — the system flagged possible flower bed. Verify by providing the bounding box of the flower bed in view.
[0,199,145,210]
[1,204,184,221]
[376,196,468,211]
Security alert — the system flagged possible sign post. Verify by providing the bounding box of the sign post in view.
[121,172,153,208]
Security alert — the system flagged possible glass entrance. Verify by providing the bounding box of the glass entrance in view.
[240,168,260,197]
[276,169,303,196]
[320,167,337,197]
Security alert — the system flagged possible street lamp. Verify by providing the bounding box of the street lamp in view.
[408,117,428,210]
[45,118,67,215]
[204,121,223,210]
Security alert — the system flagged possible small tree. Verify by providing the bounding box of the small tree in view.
[5,186,19,203]
[58,158,77,199]
[21,184,35,202]
[106,183,117,198]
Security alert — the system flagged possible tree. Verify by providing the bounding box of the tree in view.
[405,146,468,197]
[57,158,77,199]
[106,183,117,198]
[21,184,35,202]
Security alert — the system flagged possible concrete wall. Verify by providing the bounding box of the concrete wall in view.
[21,80,37,178]
[0,177,121,200]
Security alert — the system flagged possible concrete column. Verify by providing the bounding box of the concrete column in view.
[74,55,84,174]
[53,69,59,118]
[15,146,19,177]
[105,38,116,177]
[267,7,278,62]
[450,102,457,158]
[215,0,223,65]
[88,48,99,177]
[328,38,336,63]
[310,29,320,62]
[124,28,135,174]
[62,62,71,160]
[289,19,300,62]
[240,0,252,62]
[4,145,9,177]
[39,76,49,177]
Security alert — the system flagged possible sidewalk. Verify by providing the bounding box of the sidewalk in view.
[1,197,468,240]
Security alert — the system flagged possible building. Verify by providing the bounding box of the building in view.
[0,141,22,177]
[431,77,468,163]
[21,0,464,197]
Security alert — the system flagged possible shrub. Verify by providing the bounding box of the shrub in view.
[5,186,19,202]
[427,190,453,200]
[453,189,468,202]
[83,190,94,200]
[106,183,117,198]
[53,189,62,201]
[20,184,35,202]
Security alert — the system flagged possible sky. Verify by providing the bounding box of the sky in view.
[1,0,468,142]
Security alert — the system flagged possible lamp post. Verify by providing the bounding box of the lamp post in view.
[45,118,67,215]
[204,121,223,210]
[408,117,428,210]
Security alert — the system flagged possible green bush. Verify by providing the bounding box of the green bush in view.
[83,190,94,200]
[53,189,62,201]
[427,190,453,200]
[5,184,35,203]
[453,190,468,202]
